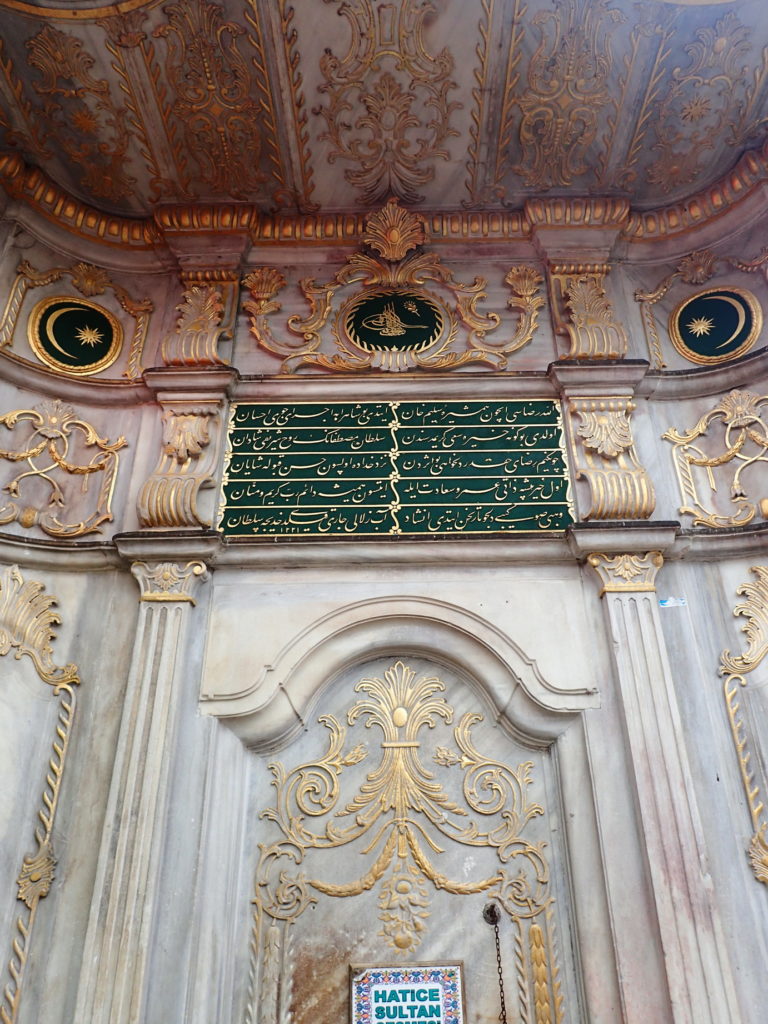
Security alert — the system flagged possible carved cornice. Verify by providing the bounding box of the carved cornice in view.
[4,151,768,255]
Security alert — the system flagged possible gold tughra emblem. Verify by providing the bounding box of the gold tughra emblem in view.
[361,301,427,337]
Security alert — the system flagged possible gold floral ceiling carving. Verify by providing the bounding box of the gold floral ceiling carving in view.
[0,0,767,220]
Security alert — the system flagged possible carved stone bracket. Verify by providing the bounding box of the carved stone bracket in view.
[567,397,655,521]
[0,565,80,1024]
[549,264,628,359]
[719,566,768,885]
[587,550,663,595]
[160,270,239,366]
[137,367,236,530]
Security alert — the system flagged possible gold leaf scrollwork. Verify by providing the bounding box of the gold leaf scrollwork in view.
[663,390,768,529]
[513,0,620,192]
[153,0,266,198]
[719,566,768,886]
[315,2,460,205]
[250,660,565,1022]
[569,398,655,520]
[0,400,126,538]
[245,202,542,373]
[0,566,80,1024]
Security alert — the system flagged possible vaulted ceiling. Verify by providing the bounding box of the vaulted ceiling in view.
[0,0,767,223]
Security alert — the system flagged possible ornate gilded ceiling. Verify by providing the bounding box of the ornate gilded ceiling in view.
[0,0,767,221]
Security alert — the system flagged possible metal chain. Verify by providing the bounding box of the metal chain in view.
[483,903,508,1024]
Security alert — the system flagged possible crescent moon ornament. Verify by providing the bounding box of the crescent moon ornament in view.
[668,287,762,366]
[44,305,85,358]
[28,296,122,376]
[702,293,746,351]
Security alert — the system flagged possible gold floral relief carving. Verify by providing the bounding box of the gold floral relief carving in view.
[0,259,153,379]
[244,199,543,373]
[568,397,655,520]
[0,399,126,538]
[249,661,565,1024]
[0,565,80,1024]
[153,0,267,198]
[645,11,759,194]
[550,265,628,359]
[719,567,768,885]
[511,0,622,192]
[662,390,768,529]
[314,0,461,205]
[25,24,135,201]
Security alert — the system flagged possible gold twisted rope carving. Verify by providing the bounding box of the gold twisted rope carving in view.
[719,567,768,885]
[0,566,80,1024]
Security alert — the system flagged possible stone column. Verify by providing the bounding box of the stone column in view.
[584,540,739,1024]
[74,556,210,1024]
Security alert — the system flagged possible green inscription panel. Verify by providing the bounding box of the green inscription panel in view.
[220,401,573,536]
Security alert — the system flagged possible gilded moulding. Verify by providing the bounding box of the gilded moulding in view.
[0,399,126,538]
[586,551,664,595]
[243,199,544,374]
[0,259,152,379]
[0,565,80,1024]
[567,397,655,521]
[249,660,566,1024]
[662,390,768,529]
[719,566,768,884]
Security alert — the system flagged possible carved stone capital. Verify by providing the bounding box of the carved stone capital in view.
[586,551,664,595]
[131,560,209,605]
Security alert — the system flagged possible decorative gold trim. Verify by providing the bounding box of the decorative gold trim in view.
[662,390,768,528]
[719,566,768,885]
[161,284,230,367]
[27,295,123,376]
[667,287,762,366]
[0,0,163,17]
[549,266,627,360]
[587,552,664,595]
[0,565,79,1024]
